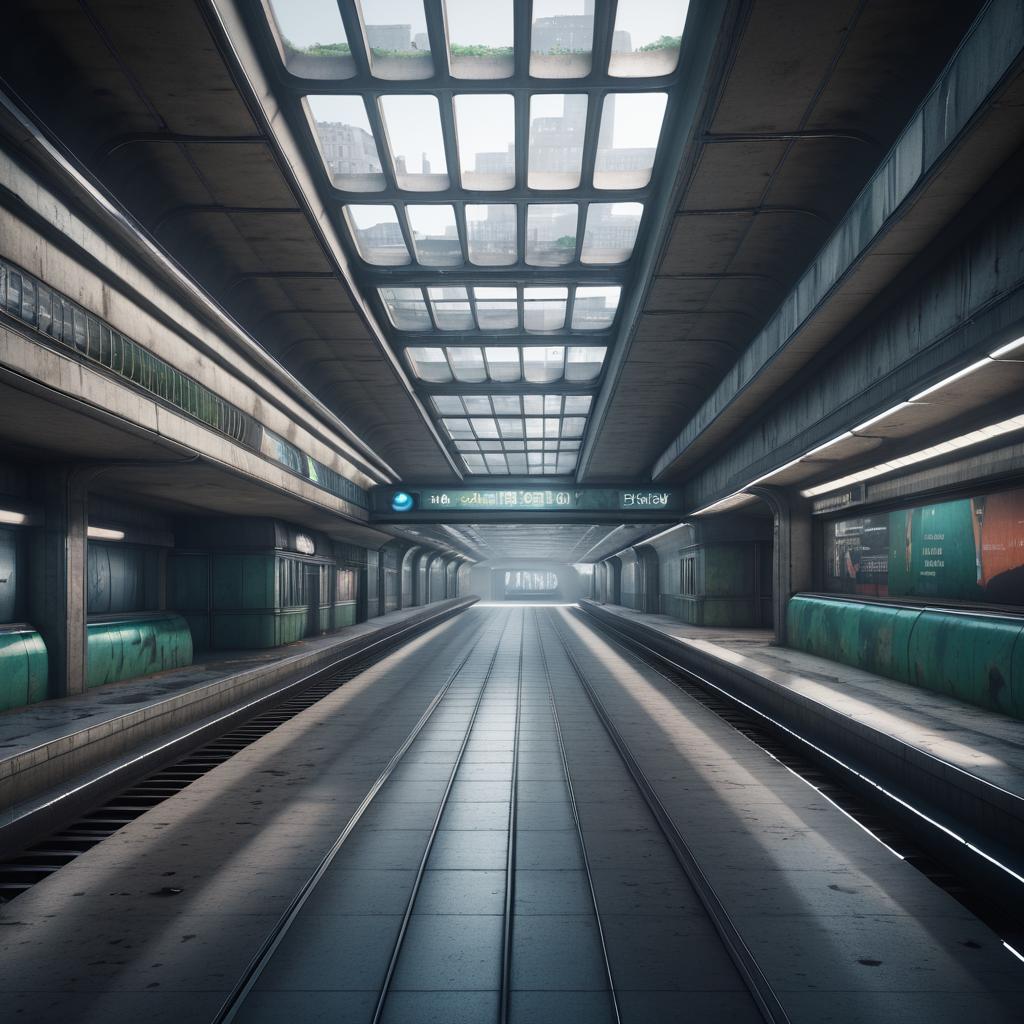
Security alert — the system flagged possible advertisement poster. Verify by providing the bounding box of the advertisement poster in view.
[824,515,890,597]
[824,486,1024,607]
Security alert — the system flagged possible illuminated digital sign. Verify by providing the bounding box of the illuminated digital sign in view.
[374,488,683,516]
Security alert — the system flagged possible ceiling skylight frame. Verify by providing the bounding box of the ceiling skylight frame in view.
[251,0,694,480]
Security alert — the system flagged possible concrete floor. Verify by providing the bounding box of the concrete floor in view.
[0,606,1021,1022]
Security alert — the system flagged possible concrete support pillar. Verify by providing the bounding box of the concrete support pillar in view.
[636,544,660,614]
[31,468,89,697]
[750,485,812,644]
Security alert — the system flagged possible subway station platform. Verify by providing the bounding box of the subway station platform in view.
[0,600,474,846]
[2,1,1024,1021]
[0,605,1021,1024]
[580,601,1024,893]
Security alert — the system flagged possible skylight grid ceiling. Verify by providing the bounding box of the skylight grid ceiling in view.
[379,285,620,333]
[263,0,691,476]
[435,393,591,475]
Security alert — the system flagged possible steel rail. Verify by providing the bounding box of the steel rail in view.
[543,609,791,1024]
[534,608,623,1024]
[371,611,518,1023]
[213,608,503,1024]
[499,621,525,1024]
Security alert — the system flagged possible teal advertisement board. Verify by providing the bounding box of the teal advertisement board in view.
[823,486,1024,606]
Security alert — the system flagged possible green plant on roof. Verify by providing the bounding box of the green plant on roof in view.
[450,43,515,58]
[370,47,430,58]
[555,235,576,248]
[282,37,352,57]
[638,34,682,52]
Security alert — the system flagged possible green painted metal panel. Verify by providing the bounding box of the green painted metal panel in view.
[85,614,193,688]
[211,554,276,610]
[1013,633,1024,720]
[334,602,357,629]
[170,553,210,610]
[210,608,307,650]
[787,596,1024,720]
[0,630,49,710]
[908,611,1023,717]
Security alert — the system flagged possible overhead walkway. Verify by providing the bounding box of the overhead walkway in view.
[0,605,1020,1023]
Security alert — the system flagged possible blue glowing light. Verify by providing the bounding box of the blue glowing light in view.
[391,491,415,512]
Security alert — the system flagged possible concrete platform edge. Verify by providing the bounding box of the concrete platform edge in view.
[578,600,1024,907]
[0,598,477,851]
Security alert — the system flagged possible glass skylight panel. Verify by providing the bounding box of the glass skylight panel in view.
[306,96,385,191]
[461,396,491,415]
[528,94,588,190]
[443,418,474,438]
[448,346,486,381]
[562,417,587,437]
[594,93,667,189]
[498,418,525,439]
[360,0,434,80]
[485,347,522,381]
[485,454,509,472]
[445,0,514,79]
[472,418,500,439]
[526,204,578,266]
[491,395,521,415]
[379,287,430,330]
[523,346,566,382]
[523,287,568,332]
[378,95,449,191]
[566,346,606,381]
[432,395,464,415]
[608,0,689,77]
[581,203,643,263]
[453,95,516,191]
[466,206,517,266]
[343,205,410,265]
[530,0,594,79]
[572,286,621,329]
[474,287,518,328]
[463,453,487,472]
[407,205,462,266]
[428,286,474,330]
[563,395,592,414]
[267,0,355,79]
[407,347,453,382]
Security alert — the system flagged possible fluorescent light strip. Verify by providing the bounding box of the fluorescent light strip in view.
[852,402,914,433]
[909,358,991,401]
[801,413,1024,497]
[0,510,28,526]
[87,526,126,541]
[692,491,754,516]
[682,346,1022,515]
[990,334,1024,359]
[1004,942,1024,964]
